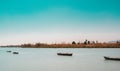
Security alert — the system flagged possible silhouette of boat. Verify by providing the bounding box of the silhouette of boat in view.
[57,53,72,56]
[13,52,19,54]
[6,51,12,53]
[104,56,120,61]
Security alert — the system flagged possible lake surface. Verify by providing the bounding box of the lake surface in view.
[0,47,120,71]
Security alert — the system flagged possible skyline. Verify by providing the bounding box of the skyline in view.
[0,0,120,45]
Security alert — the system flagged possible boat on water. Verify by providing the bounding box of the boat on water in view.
[6,50,12,53]
[57,53,73,56]
[13,52,19,54]
[104,56,120,61]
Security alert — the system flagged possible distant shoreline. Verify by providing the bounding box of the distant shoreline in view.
[1,43,120,48]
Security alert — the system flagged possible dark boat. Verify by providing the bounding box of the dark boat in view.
[104,56,120,61]
[13,52,19,54]
[57,53,72,56]
[6,51,12,53]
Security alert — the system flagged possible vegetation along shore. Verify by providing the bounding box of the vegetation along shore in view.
[1,40,120,48]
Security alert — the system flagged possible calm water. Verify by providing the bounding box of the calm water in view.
[0,47,120,71]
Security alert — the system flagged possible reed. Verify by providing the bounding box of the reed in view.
[20,42,120,48]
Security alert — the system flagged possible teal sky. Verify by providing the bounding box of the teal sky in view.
[0,0,120,45]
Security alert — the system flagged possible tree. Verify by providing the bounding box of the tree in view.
[77,42,80,44]
[72,41,76,44]
[22,43,32,47]
[35,43,41,47]
[88,41,90,44]
[96,41,98,43]
[117,41,119,44]
[84,40,88,45]
[92,41,95,44]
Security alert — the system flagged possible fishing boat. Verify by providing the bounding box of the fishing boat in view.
[57,53,72,56]
[6,50,12,53]
[104,56,120,61]
[13,52,19,54]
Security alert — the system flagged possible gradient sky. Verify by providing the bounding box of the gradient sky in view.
[0,0,120,45]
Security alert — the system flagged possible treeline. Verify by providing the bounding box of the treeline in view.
[20,40,120,48]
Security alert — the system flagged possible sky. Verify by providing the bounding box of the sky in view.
[0,0,120,45]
